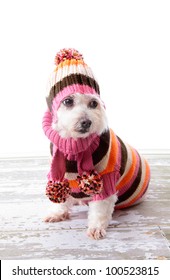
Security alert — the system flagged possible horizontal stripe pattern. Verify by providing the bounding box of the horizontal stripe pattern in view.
[52,74,100,96]
[100,130,120,175]
[116,156,142,203]
[46,59,86,94]
[115,155,150,209]
[117,136,128,176]
[92,130,110,165]
[46,59,100,110]
[49,60,95,88]
[115,143,133,189]
[116,147,140,194]
[49,128,150,208]
[56,58,86,70]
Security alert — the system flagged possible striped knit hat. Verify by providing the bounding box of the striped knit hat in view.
[46,48,100,116]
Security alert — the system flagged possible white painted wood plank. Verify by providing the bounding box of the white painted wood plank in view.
[0,155,169,260]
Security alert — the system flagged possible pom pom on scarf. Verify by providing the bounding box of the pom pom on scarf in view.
[46,179,71,203]
[77,170,103,195]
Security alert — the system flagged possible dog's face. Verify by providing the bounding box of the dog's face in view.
[53,93,108,138]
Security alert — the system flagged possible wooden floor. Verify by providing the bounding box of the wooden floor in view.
[0,154,169,260]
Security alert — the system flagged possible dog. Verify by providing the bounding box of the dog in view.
[42,48,150,239]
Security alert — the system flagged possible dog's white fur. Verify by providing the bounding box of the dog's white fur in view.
[45,93,117,239]
[53,93,108,139]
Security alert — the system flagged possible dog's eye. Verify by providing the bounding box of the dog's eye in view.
[88,100,98,109]
[62,98,74,107]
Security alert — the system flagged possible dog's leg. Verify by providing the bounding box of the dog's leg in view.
[44,196,73,223]
[87,194,117,239]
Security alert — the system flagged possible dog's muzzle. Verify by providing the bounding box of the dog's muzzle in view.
[76,119,92,133]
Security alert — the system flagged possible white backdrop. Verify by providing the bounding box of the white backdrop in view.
[0,0,169,156]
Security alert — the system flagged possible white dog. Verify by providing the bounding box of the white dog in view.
[44,93,116,239]
[42,48,150,240]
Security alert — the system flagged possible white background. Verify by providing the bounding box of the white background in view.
[0,0,169,157]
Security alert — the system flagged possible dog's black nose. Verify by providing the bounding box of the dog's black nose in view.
[81,120,92,129]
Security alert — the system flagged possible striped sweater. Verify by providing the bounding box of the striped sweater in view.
[50,129,150,209]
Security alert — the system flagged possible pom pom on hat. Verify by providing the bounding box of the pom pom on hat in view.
[55,48,83,66]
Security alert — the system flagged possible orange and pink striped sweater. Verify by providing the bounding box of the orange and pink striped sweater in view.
[49,128,150,209]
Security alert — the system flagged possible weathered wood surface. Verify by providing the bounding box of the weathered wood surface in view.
[0,155,169,260]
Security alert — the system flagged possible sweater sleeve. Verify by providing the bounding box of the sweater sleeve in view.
[92,171,119,201]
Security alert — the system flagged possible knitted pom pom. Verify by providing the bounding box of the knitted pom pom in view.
[77,170,103,195]
[55,48,83,65]
[46,179,71,203]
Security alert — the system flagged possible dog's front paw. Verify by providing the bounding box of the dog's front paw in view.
[44,212,69,223]
[87,227,106,240]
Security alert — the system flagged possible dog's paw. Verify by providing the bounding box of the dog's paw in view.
[44,212,69,223]
[87,227,106,240]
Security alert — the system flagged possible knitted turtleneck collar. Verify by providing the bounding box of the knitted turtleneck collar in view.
[42,110,99,155]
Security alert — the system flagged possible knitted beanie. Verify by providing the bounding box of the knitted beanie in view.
[46,48,100,116]
[43,48,103,203]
